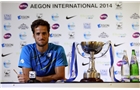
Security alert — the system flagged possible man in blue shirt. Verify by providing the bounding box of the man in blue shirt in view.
[18,19,68,83]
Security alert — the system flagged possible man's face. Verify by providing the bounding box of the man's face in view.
[33,25,49,47]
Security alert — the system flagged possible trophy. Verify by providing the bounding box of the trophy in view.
[76,41,111,82]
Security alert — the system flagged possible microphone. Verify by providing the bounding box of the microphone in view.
[26,71,41,83]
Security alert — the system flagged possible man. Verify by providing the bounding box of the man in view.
[18,19,68,83]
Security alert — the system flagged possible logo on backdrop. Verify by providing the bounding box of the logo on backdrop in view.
[116,50,123,58]
[83,23,91,29]
[36,13,43,19]
[97,24,109,28]
[98,32,108,38]
[116,22,122,29]
[4,14,11,20]
[19,32,27,40]
[52,13,59,21]
[2,53,12,57]
[4,69,10,77]
[20,41,26,48]
[84,31,91,39]
[112,33,126,38]
[2,43,13,48]
[3,23,11,31]
[100,14,108,20]
[130,13,140,19]
[80,15,94,19]
[115,2,122,10]
[132,32,140,38]
[19,3,28,10]
[68,22,75,30]
[3,60,11,68]
[50,33,61,38]
[66,15,76,20]
[132,22,139,30]
[3,33,12,39]
[18,15,29,19]
[52,23,59,30]
[116,13,123,21]
[18,23,28,30]
[30,4,51,9]
[100,69,108,76]
[68,32,75,39]
[114,70,121,75]
[130,42,140,47]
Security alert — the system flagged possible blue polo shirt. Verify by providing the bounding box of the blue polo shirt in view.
[18,43,68,77]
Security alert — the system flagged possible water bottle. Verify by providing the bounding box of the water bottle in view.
[121,50,130,82]
[130,49,139,82]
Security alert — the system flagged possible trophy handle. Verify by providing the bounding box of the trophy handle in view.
[95,40,111,59]
[76,43,89,59]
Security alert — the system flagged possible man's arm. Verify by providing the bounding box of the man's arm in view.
[21,68,32,82]
[36,66,66,82]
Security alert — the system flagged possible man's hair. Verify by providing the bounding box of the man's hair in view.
[31,19,50,34]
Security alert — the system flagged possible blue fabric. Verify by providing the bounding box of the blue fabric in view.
[18,43,68,77]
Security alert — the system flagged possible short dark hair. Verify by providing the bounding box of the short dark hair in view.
[31,19,50,34]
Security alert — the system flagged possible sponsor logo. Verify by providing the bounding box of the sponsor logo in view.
[114,43,123,47]
[68,22,75,30]
[116,22,122,29]
[96,61,110,66]
[116,13,123,21]
[113,33,126,38]
[19,32,27,40]
[130,13,140,19]
[100,14,108,20]
[3,33,12,39]
[98,32,109,38]
[20,41,26,48]
[66,15,76,19]
[30,4,51,9]
[115,2,122,10]
[116,51,123,58]
[19,3,28,10]
[52,23,59,30]
[4,14,11,20]
[52,13,59,21]
[2,43,13,48]
[132,22,139,30]
[68,32,75,39]
[100,69,108,76]
[3,23,11,31]
[50,33,61,38]
[18,23,28,30]
[36,13,43,19]
[18,15,29,19]
[132,32,140,38]
[80,15,94,19]
[2,53,12,57]
[84,31,91,39]
[114,70,121,75]
[3,60,11,68]
[4,69,10,77]
[130,42,140,47]
[83,23,91,29]
[98,24,109,28]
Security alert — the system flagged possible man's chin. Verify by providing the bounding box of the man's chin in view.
[37,43,47,47]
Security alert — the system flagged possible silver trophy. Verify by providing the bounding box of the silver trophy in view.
[76,41,111,82]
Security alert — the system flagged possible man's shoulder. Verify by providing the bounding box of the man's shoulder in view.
[49,43,63,48]
[22,43,36,50]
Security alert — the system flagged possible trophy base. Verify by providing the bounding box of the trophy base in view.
[80,78,103,83]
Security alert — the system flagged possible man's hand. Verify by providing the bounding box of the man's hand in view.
[18,74,26,83]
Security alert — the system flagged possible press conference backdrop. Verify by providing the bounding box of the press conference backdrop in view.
[1,1,140,82]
